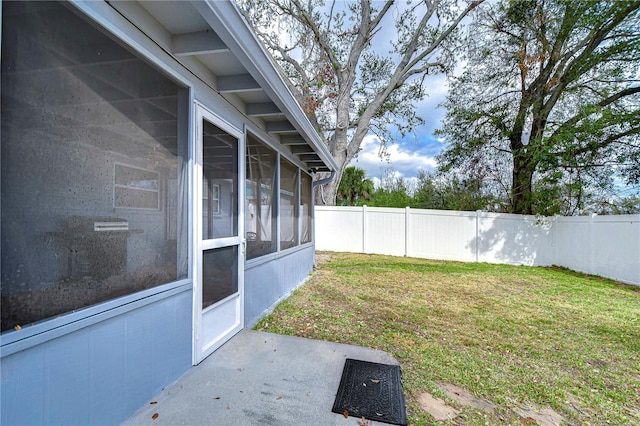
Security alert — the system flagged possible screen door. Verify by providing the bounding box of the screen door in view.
[193,105,244,364]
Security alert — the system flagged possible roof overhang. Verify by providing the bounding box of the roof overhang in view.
[109,0,337,174]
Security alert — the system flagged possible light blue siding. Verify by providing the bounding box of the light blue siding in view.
[244,245,314,326]
[0,288,192,425]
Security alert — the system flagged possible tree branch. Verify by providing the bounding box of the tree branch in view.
[550,86,640,139]
[350,1,485,157]
[541,2,640,115]
[554,125,640,159]
[401,1,484,80]
[287,0,341,70]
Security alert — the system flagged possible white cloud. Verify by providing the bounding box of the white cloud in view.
[349,134,438,182]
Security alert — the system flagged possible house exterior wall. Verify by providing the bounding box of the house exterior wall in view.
[1,1,326,424]
[1,286,192,425]
[244,245,315,327]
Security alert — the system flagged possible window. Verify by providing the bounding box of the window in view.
[1,1,187,332]
[280,158,299,250]
[245,135,277,259]
[300,172,312,244]
[203,181,220,216]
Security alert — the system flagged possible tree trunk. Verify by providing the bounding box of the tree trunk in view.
[313,149,348,206]
[511,153,535,215]
[314,174,339,206]
[314,124,352,206]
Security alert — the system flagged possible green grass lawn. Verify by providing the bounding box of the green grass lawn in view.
[254,252,640,425]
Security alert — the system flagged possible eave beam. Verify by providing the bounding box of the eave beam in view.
[246,102,282,117]
[172,30,229,56]
[218,73,261,93]
[266,120,297,133]
[280,135,308,146]
[289,145,315,154]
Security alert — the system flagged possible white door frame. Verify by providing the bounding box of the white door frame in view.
[192,103,245,365]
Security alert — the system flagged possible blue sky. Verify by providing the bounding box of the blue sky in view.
[348,73,450,187]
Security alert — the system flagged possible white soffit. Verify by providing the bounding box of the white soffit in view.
[138,1,207,34]
[128,0,337,173]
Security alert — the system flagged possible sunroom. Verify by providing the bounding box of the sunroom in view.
[0,1,336,424]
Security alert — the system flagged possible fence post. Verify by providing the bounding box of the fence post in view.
[405,206,411,257]
[362,205,368,254]
[589,213,597,276]
[475,210,481,263]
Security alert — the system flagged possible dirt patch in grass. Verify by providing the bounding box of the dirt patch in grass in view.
[417,392,459,421]
[314,252,334,267]
[255,252,640,425]
[436,383,496,413]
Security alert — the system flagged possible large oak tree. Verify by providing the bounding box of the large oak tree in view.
[437,0,640,215]
[239,0,483,205]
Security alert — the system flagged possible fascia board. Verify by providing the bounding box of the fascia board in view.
[191,0,338,172]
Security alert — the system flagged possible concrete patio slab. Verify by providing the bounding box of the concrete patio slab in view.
[122,329,401,426]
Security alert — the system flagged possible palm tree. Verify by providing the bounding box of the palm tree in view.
[336,166,374,206]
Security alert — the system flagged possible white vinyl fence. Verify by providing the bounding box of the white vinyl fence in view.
[315,206,640,286]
